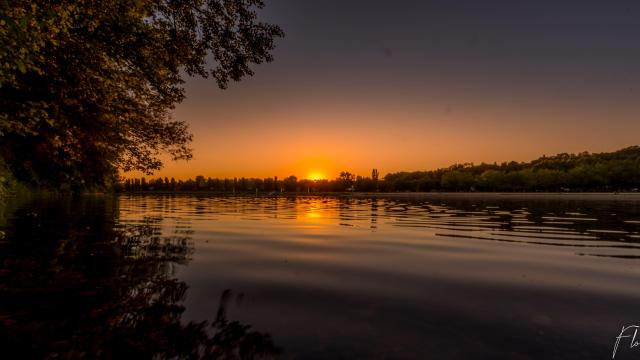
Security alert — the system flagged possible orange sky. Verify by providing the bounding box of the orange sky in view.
[125,1,640,180]
[130,86,639,180]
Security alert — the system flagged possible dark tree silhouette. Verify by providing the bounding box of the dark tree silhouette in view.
[371,168,379,192]
[0,1,283,189]
[115,146,640,193]
[338,171,355,191]
[283,175,298,192]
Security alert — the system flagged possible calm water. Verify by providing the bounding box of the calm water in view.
[2,194,640,359]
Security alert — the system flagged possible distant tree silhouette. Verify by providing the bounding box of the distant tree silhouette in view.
[283,175,298,192]
[196,175,206,190]
[338,171,355,191]
[116,146,640,193]
[383,146,640,192]
[372,168,380,192]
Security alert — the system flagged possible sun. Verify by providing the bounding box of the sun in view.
[307,172,325,181]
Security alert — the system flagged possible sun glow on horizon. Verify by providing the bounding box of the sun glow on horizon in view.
[307,171,326,181]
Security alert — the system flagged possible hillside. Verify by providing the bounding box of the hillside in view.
[384,146,640,192]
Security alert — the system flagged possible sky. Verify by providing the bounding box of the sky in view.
[141,0,640,180]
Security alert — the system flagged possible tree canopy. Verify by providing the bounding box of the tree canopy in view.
[0,0,283,189]
[121,147,640,193]
[383,146,640,192]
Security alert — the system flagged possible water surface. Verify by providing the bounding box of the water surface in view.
[1,194,640,359]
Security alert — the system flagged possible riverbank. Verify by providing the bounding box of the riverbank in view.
[115,191,640,201]
[347,192,640,200]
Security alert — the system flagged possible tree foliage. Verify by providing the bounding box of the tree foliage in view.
[121,147,640,193]
[0,0,283,189]
[384,146,640,192]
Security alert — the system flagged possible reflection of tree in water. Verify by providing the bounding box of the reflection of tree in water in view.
[0,197,280,359]
[370,199,378,230]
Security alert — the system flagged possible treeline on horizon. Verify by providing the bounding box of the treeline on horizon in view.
[120,146,640,193]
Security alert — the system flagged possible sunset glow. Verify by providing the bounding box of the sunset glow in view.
[307,172,326,181]
[6,1,640,358]
[123,1,640,181]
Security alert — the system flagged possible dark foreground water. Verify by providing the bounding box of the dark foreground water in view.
[2,194,640,359]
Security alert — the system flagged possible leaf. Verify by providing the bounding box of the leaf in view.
[15,59,26,73]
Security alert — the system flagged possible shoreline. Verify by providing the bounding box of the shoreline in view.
[115,191,640,200]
